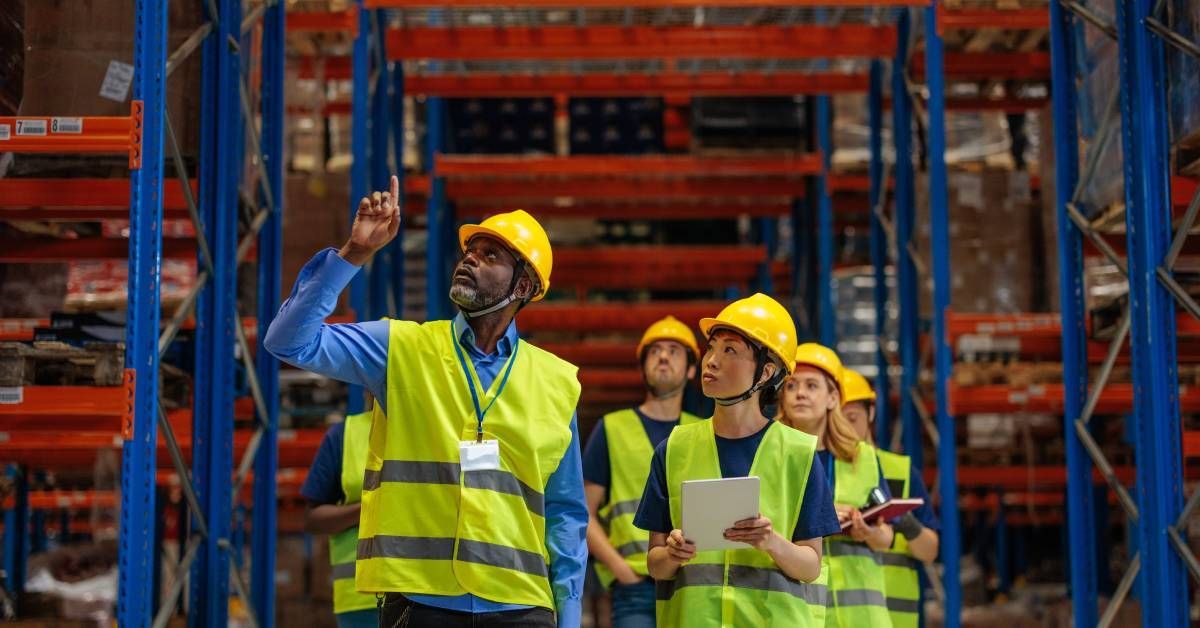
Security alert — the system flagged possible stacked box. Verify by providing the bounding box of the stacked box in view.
[569,97,663,154]
[449,98,555,155]
[691,97,803,151]
[831,267,897,380]
[916,170,1038,314]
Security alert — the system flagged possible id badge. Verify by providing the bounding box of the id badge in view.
[459,439,501,472]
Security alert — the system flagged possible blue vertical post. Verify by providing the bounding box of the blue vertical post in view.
[867,59,890,446]
[995,500,1010,594]
[389,62,406,318]
[790,198,807,336]
[3,465,28,598]
[924,4,960,625]
[251,1,286,624]
[117,0,166,623]
[892,10,921,467]
[346,0,370,414]
[816,95,836,348]
[426,99,449,321]
[1116,1,1188,624]
[1047,1,1097,622]
[755,218,777,295]
[369,10,393,321]
[190,0,241,624]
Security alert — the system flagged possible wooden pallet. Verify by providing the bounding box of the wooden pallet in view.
[0,341,124,387]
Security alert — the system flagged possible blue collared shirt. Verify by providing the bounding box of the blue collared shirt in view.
[264,248,587,628]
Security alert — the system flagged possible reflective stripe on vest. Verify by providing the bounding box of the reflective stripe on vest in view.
[876,447,920,628]
[825,441,892,627]
[594,409,702,588]
[331,409,378,614]
[355,319,580,610]
[659,419,826,627]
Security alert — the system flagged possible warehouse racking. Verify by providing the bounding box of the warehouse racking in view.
[3,1,1199,627]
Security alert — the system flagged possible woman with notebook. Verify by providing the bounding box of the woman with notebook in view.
[632,293,841,627]
[778,343,894,627]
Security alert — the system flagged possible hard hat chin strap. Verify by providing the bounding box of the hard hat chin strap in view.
[460,259,529,319]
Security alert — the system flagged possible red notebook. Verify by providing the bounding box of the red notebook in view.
[839,498,924,531]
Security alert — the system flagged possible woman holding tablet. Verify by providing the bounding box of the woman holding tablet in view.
[633,293,841,627]
[779,343,894,627]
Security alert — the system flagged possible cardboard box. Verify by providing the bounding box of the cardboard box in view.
[19,0,203,155]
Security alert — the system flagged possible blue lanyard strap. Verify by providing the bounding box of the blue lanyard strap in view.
[450,323,520,442]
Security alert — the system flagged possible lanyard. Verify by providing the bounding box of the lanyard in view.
[450,324,519,442]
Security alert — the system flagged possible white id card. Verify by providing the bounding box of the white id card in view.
[459,439,501,471]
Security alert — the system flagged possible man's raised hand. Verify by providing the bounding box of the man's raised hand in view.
[339,175,402,266]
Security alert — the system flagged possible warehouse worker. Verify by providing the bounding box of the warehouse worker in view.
[264,177,587,628]
[633,294,841,627]
[840,369,939,628]
[301,405,378,628]
[582,316,704,627]
[779,344,893,627]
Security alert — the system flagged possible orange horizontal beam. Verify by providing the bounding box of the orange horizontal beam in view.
[536,342,640,367]
[947,383,1200,415]
[470,201,793,220]
[386,25,898,60]
[435,154,823,178]
[0,318,46,341]
[911,52,1051,81]
[579,369,644,389]
[933,465,1136,489]
[404,71,871,97]
[555,245,765,266]
[0,115,134,155]
[445,178,806,201]
[369,0,927,7]
[0,178,197,211]
[1186,431,1200,458]
[286,8,358,34]
[0,237,195,262]
[884,95,1049,113]
[519,301,721,332]
[937,7,1049,31]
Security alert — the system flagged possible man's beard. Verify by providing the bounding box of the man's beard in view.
[646,368,686,398]
[449,280,505,311]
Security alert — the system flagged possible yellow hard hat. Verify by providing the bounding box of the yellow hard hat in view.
[458,209,552,301]
[699,293,797,373]
[840,368,876,406]
[637,315,701,362]
[793,343,844,394]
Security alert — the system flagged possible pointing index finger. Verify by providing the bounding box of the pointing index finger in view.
[390,175,399,203]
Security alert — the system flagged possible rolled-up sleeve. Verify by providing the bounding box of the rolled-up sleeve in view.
[262,248,390,402]
[543,414,588,628]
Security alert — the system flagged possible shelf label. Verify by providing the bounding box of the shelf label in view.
[0,386,22,404]
[0,124,9,141]
[100,60,135,103]
[0,432,8,443]
[15,119,47,136]
[51,117,83,134]
[1007,391,1029,405]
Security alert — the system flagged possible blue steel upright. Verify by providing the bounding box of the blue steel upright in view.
[346,0,371,414]
[3,465,28,599]
[867,59,890,447]
[1116,1,1188,624]
[924,4,960,625]
[816,95,836,348]
[190,0,242,625]
[426,97,449,321]
[118,0,166,623]
[369,9,394,321]
[1047,2,1098,623]
[891,10,922,468]
[390,61,407,317]
[251,1,286,624]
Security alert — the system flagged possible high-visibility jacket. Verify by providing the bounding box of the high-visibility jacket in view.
[594,408,703,588]
[355,320,581,610]
[659,419,828,627]
[876,448,921,628]
[330,409,377,614]
[824,441,892,627]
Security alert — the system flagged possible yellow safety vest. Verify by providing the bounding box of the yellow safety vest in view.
[824,441,892,627]
[355,319,581,610]
[330,409,377,614]
[876,448,920,628]
[594,409,703,588]
[659,419,828,627]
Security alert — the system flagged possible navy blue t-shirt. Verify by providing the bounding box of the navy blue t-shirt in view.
[906,464,940,530]
[816,450,892,507]
[633,422,842,541]
[582,408,680,495]
[300,422,346,505]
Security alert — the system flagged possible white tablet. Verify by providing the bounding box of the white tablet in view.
[681,476,760,551]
